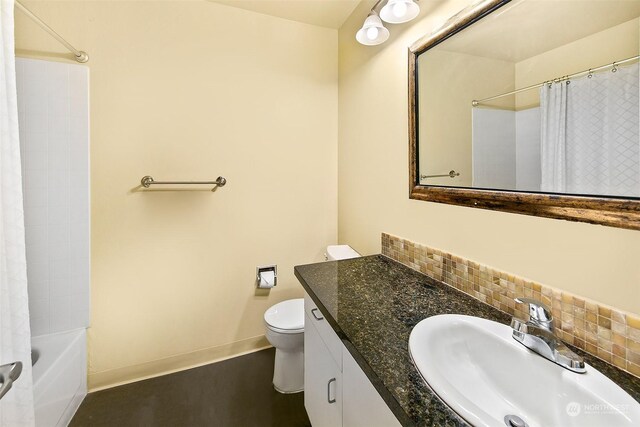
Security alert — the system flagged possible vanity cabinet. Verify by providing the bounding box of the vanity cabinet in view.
[304,311,342,427]
[304,293,401,427]
[342,349,401,427]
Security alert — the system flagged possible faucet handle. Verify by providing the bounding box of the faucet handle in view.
[515,297,553,326]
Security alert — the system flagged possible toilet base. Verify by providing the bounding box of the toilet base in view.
[273,347,304,394]
[273,384,303,394]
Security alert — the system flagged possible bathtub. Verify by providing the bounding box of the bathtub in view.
[32,329,87,427]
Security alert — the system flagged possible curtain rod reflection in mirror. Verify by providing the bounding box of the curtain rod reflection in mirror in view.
[471,55,640,106]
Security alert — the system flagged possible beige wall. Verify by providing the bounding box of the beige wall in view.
[515,17,639,109]
[338,0,640,315]
[14,0,640,391]
[418,50,514,186]
[15,0,338,389]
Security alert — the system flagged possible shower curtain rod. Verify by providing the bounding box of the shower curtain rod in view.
[471,55,640,107]
[15,0,89,63]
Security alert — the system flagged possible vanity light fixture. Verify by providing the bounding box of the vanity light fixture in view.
[380,0,420,24]
[356,0,420,46]
[356,11,390,46]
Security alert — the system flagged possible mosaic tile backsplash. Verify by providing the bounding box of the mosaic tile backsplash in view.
[381,233,640,379]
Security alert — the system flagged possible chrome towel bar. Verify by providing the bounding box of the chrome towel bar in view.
[140,176,227,191]
[421,170,460,179]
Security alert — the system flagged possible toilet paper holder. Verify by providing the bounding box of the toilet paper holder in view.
[256,265,277,289]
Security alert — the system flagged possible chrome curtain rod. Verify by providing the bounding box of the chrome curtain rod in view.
[421,170,460,179]
[472,55,640,106]
[140,176,227,192]
[15,0,89,63]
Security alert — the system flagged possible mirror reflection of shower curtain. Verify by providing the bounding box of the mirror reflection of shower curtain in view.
[540,63,640,197]
[0,0,35,425]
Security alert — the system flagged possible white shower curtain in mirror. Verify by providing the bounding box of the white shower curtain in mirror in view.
[540,62,640,197]
[0,0,35,425]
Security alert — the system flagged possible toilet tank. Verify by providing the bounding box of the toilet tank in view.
[326,245,360,261]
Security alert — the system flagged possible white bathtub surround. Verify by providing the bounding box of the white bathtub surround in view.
[16,58,90,337]
[15,58,89,425]
[471,107,542,192]
[31,330,86,427]
[471,108,516,189]
[515,107,541,192]
[0,0,35,424]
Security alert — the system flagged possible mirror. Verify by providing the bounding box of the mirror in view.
[409,0,640,230]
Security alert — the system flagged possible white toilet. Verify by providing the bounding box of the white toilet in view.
[264,298,305,393]
[325,244,361,261]
[264,245,361,393]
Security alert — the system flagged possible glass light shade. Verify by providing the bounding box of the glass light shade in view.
[355,13,390,46]
[380,0,420,24]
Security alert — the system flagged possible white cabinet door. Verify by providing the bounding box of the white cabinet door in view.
[343,349,401,427]
[304,312,342,427]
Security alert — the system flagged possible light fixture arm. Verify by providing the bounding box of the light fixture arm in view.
[370,0,387,13]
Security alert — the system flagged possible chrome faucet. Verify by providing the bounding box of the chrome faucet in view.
[511,297,586,373]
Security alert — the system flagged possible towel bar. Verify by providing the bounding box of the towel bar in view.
[421,170,460,179]
[140,176,227,191]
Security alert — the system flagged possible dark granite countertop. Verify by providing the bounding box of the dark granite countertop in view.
[294,255,640,427]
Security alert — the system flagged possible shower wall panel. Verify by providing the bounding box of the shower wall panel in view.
[16,58,90,336]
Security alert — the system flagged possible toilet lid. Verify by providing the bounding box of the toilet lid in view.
[264,298,304,331]
[326,245,360,261]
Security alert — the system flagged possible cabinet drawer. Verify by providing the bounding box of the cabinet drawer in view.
[304,292,342,369]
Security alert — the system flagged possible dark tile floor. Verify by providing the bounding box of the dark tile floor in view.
[70,348,310,427]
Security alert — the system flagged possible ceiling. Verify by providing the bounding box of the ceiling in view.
[210,0,362,29]
[435,0,640,63]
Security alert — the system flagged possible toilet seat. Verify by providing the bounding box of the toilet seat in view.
[264,298,304,333]
[266,324,304,335]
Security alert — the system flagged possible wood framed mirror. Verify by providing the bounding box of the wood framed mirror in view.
[408,0,640,230]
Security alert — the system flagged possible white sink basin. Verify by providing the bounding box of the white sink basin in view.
[409,314,640,427]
